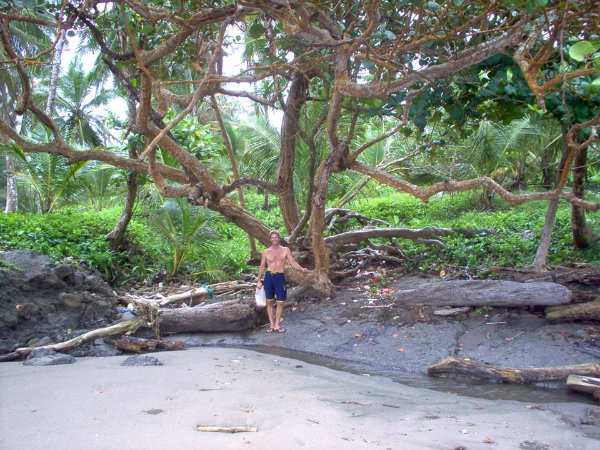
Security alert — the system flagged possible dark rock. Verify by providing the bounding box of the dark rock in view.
[16,302,38,319]
[121,355,163,366]
[59,292,83,309]
[581,407,600,425]
[27,336,53,347]
[27,348,57,359]
[0,250,53,280]
[23,354,77,366]
[53,264,75,280]
[30,272,66,290]
[0,250,118,346]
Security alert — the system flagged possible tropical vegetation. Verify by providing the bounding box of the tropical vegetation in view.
[0,0,598,293]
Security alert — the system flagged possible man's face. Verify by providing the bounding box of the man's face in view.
[270,234,280,245]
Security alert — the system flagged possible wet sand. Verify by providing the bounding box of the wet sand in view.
[1,347,598,450]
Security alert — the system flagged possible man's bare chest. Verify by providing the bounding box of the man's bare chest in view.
[265,248,286,264]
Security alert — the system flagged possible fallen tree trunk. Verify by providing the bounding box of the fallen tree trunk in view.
[396,280,572,307]
[13,317,147,359]
[567,375,600,400]
[112,335,185,353]
[427,357,600,383]
[545,300,600,322]
[159,298,261,333]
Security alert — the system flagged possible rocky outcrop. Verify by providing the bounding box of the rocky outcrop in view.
[0,250,118,352]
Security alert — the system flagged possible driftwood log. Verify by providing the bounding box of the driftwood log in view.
[159,298,261,333]
[396,280,572,307]
[427,357,600,383]
[7,317,147,360]
[545,300,600,322]
[112,335,185,353]
[196,426,257,433]
[156,287,210,307]
[567,375,600,400]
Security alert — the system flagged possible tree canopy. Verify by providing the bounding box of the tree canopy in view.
[1,0,599,294]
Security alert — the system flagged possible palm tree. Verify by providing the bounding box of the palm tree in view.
[149,198,218,276]
[53,58,114,147]
[10,142,86,213]
[0,13,53,212]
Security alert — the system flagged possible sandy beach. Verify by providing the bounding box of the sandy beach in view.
[1,347,598,450]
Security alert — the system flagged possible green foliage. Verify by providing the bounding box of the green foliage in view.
[9,146,87,213]
[354,193,600,272]
[148,199,218,276]
[0,208,161,279]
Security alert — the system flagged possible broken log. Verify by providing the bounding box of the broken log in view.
[545,300,600,322]
[112,336,185,353]
[396,280,572,307]
[13,316,147,359]
[427,357,600,383]
[157,287,210,307]
[567,375,600,400]
[159,298,260,333]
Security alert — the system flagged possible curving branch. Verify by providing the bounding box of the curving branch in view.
[324,226,484,252]
[350,161,600,211]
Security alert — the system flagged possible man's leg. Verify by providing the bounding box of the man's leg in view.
[275,301,284,331]
[266,300,275,331]
[274,273,287,332]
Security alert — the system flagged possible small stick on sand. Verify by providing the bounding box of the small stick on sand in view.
[196,426,257,433]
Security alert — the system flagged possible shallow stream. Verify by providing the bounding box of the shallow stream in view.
[193,340,596,405]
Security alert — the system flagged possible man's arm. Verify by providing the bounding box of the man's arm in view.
[285,248,308,273]
[257,251,266,287]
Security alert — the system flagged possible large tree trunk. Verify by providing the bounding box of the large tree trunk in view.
[571,147,596,248]
[532,197,560,271]
[428,357,600,383]
[532,126,570,270]
[278,72,307,233]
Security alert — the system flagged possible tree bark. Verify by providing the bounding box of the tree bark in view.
[158,298,261,333]
[395,280,572,307]
[4,153,17,213]
[2,89,17,213]
[566,375,600,400]
[572,147,595,248]
[278,72,308,233]
[545,300,600,322]
[45,29,65,116]
[155,287,211,307]
[112,335,185,353]
[532,125,570,270]
[428,357,600,383]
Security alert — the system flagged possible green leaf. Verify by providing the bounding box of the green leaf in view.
[248,24,266,39]
[569,41,596,62]
[426,1,441,11]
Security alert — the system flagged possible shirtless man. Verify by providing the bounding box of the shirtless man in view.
[257,231,308,333]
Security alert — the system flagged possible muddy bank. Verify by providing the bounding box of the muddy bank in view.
[162,270,600,402]
[0,250,118,355]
